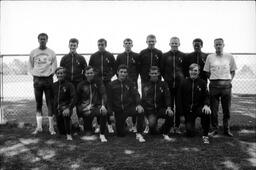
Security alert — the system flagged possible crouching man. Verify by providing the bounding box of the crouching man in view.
[76,66,108,142]
[141,66,174,141]
[108,65,146,142]
[180,63,211,144]
[52,67,76,140]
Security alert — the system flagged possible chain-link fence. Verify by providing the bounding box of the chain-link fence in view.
[0,53,256,124]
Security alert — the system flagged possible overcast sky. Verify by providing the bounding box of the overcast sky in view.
[1,1,256,55]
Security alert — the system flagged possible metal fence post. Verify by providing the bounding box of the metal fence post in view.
[0,54,7,124]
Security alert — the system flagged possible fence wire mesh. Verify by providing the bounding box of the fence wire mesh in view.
[0,53,255,124]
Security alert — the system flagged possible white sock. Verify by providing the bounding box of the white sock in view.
[36,116,43,130]
[48,116,54,131]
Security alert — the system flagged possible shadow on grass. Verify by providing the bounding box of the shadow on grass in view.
[0,124,255,170]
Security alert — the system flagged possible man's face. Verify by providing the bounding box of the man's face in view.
[189,66,200,79]
[56,69,65,81]
[146,37,156,49]
[123,40,133,52]
[69,42,78,53]
[149,70,159,82]
[193,41,202,52]
[117,68,128,81]
[38,35,48,48]
[98,41,106,51]
[170,38,180,51]
[85,68,95,82]
[214,40,224,53]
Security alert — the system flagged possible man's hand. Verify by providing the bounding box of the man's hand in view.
[202,105,211,115]
[100,105,108,115]
[166,107,174,116]
[136,105,144,114]
[62,108,70,117]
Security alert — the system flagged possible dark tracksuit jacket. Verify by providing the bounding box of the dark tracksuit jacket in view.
[141,80,171,112]
[52,80,76,134]
[76,78,107,113]
[89,51,116,83]
[184,51,208,82]
[160,50,186,88]
[161,50,186,127]
[116,51,140,83]
[76,78,107,134]
[139,48,162,83]
[180,77,210,136]
[108,78,143,134]
[141,80,173,134]
[107,79,140,113]
[60,52,87,86]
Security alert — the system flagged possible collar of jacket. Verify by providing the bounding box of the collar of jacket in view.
[58,80,67,84]
[169,50,181,55]
[188,77,199,82]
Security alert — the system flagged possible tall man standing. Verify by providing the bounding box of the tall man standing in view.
[161,37,186,134]
[204,38,237,137]
[28,33,57,135]
[89,38,116,133]
[184,38,208,82]
[139,34,162,86]
[60,38,87,121]
[116,38,140,132]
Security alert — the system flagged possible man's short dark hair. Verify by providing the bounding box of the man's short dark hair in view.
[38,33,48,39]
[69,38,79,44]
[214,38,224,43]
[149,66,160,73]
[123,38,133,44]
[117,64,128,72]
[98,38,107,46]
[193,38,203,46]
[85,65,94,72]
[147,34,156,40]
[189,63,200,70]
[55,67,66,74]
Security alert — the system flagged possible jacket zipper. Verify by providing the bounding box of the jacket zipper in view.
[57,82,61,113]
[71,53,74,81]
[173,52,176,88]
[89,83,92,105]
[127,53,129,68]
[190,79,194,112]
[101,54,104,81]
[154,83,157,109]
[150,50,153,66]
[121,82,124,110]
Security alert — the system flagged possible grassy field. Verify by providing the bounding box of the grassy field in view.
[0,94,255,170]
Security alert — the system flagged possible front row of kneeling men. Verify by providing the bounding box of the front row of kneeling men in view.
[53,63,211,144]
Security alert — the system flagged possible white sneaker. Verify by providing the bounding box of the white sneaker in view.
[174,127,182,134]
[131,125,137,133]
[49,129,56,135]
[163,134,176,142]
[107,124,114,133]
[136,133,146,143]
[202,136,210,144]
[143,125,149,134]
[32,128,42,135]
[99,134,108,142]
[67,135,73,141]
[94,127,100,133]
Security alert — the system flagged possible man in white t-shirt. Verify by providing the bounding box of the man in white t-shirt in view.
[203,38,237,137]
[28,33,57,135]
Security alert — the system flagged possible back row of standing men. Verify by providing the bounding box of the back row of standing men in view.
[28,33,237,143]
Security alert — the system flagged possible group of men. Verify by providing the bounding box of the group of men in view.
[28,33,237,144]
